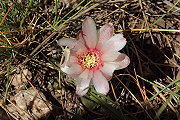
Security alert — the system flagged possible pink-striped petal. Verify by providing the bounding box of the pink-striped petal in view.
[114,53,130,70]
[100,62,119,76]
[77,30,86,45]
[101,51,121,62]
[58,38,77,49]
[82,17,98,48]
[92,70,109,95]
[101,34,127,52]
[100,53,130,76]
[73,31,87,51]
[101,72,112,81]
[76,69,92,97]
[96,24,114,49]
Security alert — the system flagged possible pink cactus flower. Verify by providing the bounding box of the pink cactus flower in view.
[58,17,130,97]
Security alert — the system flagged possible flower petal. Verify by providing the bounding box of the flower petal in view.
[100,62,119,76]
[73,31,87,51]
[82,17,98,48]
[77,30,86,44]
[101,34,127,52]
[76,69,92,97]
[69,56,78,63]
[100,53,130,76]
[101,51,121,62]
[61,64,83,75]
[101,72,112,81]
[93,70,109,95]
[96,24,114,49]
[60,47,70,67]
[114,53,130,70]
[58,38,77,49]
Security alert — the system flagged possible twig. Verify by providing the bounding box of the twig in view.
[0,4,13,26]
[117,28,180,32]
[22,25,65,64]
[163,0,180,10]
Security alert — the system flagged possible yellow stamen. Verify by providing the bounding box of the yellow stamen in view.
[79,52,99,69]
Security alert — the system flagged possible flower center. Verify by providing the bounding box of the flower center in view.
[78,50,101,69]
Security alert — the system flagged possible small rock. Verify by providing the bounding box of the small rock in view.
[8,88,52,120]
[11,69,32,89]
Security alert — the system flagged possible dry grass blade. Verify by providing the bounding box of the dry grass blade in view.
[117,28,180,32]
